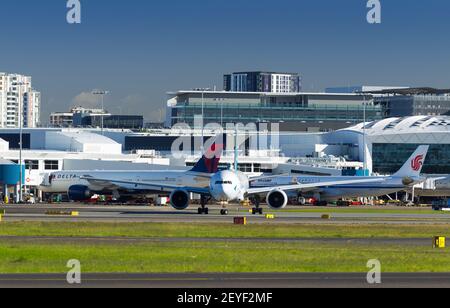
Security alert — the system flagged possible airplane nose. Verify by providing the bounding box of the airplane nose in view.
[210,182,226,201]
[215,184,236,202]
[223,185,239,202]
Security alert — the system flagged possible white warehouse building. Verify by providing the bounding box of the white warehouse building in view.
[45,131,122,154]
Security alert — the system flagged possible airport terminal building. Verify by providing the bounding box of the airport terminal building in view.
[327,86,450,118]
[344,116,450,175]
[165,90,382,132]
[277,116,450,175]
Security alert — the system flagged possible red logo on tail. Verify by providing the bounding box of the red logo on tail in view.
[411,155,424,172]
[203,143,223,173]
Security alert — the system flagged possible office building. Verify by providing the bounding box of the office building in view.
[0,73,41,128]
[224,72,301,93]
[50,107,108,128]
[87,115,144,130]
[50,112,74,127]
[51,107,144,130]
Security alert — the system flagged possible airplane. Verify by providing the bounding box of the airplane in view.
[250,145,430,206]
[39,143,224,211]
[68,165,387,216]
[40,143,393,215]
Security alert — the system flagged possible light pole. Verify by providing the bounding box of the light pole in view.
[196,88,211,153]
[221,99,224,128]
[361,94,368,175]
[92,90,109,135]
[16,82,26,203]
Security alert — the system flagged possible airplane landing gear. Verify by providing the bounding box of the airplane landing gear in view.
[219,201,229,216]
[252,208,263,215]
[198,207,209,215]
[198,195,210,215]
[251,196,264,215]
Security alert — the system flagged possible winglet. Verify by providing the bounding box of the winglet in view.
[392,145,430,178]
[190,143,223,174]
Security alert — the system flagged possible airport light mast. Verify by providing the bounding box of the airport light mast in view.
[92,90,109,135]
[16,81,26,203]
[361,94,368,175]
[195,88,211,153]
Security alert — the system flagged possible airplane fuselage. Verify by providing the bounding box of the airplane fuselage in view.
[251,175,414,201]
[40,171,211,195]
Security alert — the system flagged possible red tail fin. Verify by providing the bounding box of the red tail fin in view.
[190,143,223,174]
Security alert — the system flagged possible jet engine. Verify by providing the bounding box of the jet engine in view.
[266,189,288,209]
[170,190,190,210]
[68,185,92,201]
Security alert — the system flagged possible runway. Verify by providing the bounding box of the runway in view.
[1,273,450,288]
[1,204,450,225]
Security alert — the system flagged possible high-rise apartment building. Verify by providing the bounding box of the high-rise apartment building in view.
[223,71,301,93]
[0,73,41,128]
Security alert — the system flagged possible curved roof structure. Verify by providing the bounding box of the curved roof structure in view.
[45,131,122,154]
[345,116,450,135]
[339,116,450,145]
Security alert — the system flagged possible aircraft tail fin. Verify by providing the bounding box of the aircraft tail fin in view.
[392,145,430,178]
[190,143,223,174]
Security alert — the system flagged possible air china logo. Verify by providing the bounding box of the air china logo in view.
[411,155,424,171]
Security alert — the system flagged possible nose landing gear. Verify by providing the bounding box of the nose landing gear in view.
[220,201,229,216]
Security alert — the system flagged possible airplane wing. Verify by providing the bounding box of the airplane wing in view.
[246,178,385,195]
[82,177,123,191]
[248,174,289,181]
[80,177,210,195]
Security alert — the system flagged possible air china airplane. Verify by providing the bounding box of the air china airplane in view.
[39,143,386,215]
[251,146,430,206]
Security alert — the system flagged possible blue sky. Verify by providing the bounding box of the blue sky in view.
[1,0,450,122]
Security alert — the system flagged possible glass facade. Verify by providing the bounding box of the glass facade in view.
[172,103,382,130]
[376,95,450,118]
[84,115,144,129]
[125,136,225,153]
[372,143,450,174]
[169,92,383,132]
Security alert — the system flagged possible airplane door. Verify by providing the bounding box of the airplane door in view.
[41,173,53,186]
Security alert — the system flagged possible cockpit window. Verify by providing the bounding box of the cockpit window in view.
[215,181,233,185]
